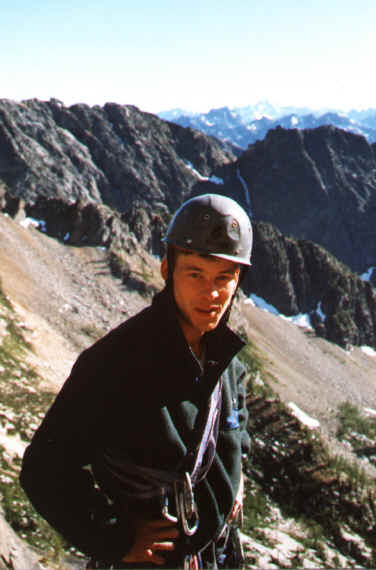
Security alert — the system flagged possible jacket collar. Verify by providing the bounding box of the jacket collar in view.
[151,286,245,386]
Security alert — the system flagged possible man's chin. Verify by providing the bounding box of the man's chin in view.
[196,316,222,333]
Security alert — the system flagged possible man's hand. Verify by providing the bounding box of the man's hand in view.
[122,517,179,566]
[227,471,244,525]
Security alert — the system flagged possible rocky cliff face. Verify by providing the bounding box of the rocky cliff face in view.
[245,222,376,348]
[0,98,375,350]
[231,125,376,274]
[0,98,234,255]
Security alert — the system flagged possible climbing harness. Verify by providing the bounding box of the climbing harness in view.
[93,377,224,568]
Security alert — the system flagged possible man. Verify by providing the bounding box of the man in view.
[20,193,253,568]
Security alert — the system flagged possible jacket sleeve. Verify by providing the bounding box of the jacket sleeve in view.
[19,342,135,562]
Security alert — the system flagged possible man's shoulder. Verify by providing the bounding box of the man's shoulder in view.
[76,303,155,365]
[102,303,157,345]
[112,303,154,337]
[111,288,173,340]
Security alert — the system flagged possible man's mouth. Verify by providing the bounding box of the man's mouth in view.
[196,307,220,315]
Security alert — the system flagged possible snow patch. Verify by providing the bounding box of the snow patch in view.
[361,266,375,282]
[245,294,313,329]
[185,161,206,180]
[288,402,320,429]
[20,217,47,232]
[316,301,327,322]
[364,407,376,417]
[184,161,224,185]
[245,294,280,315]
[0,425,27,457]
[208,175,224,185]
[281,313,313,330]
[236,167,252,215]
[360,345,376,357]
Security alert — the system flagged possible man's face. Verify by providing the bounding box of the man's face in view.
[163,251,240,340]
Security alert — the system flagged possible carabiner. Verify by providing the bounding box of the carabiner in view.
[176,472,199,536]
[161,491,178,523]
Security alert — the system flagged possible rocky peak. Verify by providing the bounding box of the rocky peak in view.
[245,221,376,348]
[0,99,375,350]
[0,98,234,256]
[233,125,376,274]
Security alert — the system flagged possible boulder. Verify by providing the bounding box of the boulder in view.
[0,511,42,570]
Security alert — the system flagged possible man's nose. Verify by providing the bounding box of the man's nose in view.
[201,281,219,299]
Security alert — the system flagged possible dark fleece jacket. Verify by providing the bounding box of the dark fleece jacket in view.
[20,287,250,564]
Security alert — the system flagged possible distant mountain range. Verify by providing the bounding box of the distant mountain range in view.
[158,102,376,149]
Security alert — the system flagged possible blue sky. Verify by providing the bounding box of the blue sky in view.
[2,0,376,113]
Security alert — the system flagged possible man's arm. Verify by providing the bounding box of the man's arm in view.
[20,348,134,562]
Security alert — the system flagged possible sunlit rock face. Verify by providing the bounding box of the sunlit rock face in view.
[0,98,234,257]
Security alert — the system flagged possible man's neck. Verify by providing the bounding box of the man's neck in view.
[190,338,205,361]
[179,320,205,360]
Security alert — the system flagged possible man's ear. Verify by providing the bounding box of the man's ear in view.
[160,257,168,282]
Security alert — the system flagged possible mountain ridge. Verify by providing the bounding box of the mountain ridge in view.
[0,98,375,351]
[160,103,376,148]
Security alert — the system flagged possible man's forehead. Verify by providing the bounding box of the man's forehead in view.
[176,249,239,271]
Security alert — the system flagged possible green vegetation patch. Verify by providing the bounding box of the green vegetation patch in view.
[243,344,376,567]
[238,340,276,399]
[336,401,376,466]
[337,401,376,442]
[0,279,74,564]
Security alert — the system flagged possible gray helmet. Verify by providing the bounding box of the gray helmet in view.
[164,194,252,266]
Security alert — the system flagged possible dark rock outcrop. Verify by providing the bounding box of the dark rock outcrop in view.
[0,98,375,349]
[232,125,376,274]
[0,98,234,255]
[2,99,376,274]
[245,222,376,348]
[24,196,137,251]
